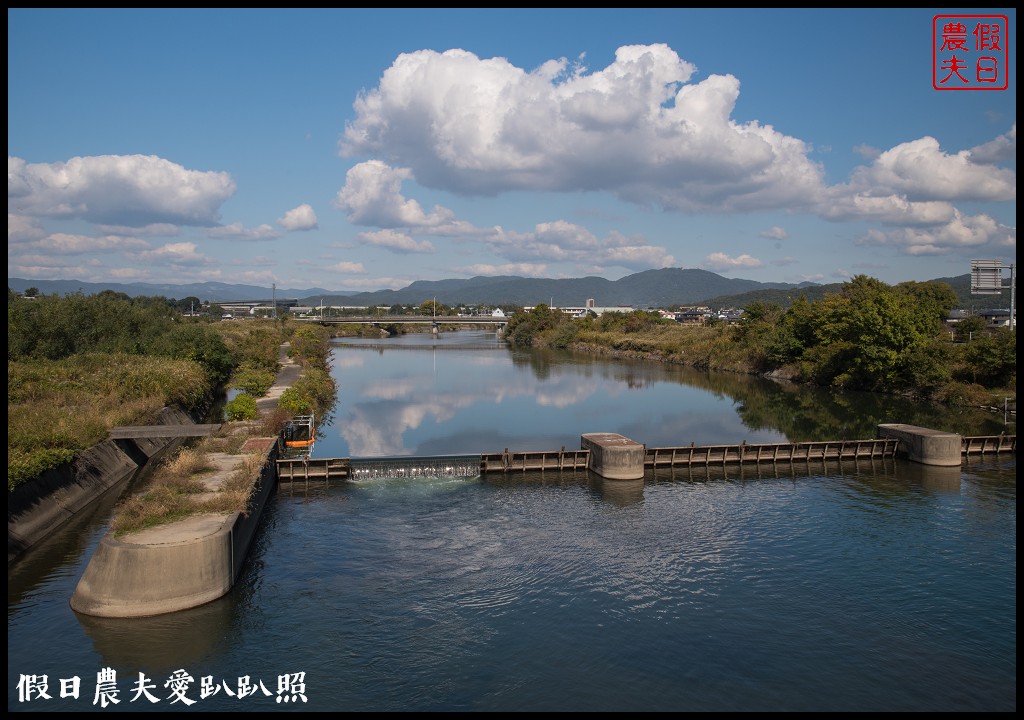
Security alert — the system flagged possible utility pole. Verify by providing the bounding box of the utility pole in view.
[272,283,277,320]
[1010,263,1016,331]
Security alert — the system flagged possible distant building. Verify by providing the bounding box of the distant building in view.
[978,308,1014,328]
[218,299,299,316]
[718,309,745,323]
[948,308,1016,328]
[521,302,635,318]
[675,307,713,324]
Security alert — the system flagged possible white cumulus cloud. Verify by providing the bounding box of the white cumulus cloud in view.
[758,226,788,240]
[968,124,1016,164]
[357,229,435,254]
[127,242,212,267]
[7,154,236,226]
[598,245,676,270]
[278,203,319,230]
[819,193,957,225]
[846,135,1016,202]
[207,223,279,240]
[96,222,181,237]
[341,45,826,212]
[482,222,674,272]
[326,261,367,274]
[703,252,764,271]
[8,213,46,243]
[24,233,152,254]
[334,160,463,229]
[855,212,1015,256]
[464,263,550,277]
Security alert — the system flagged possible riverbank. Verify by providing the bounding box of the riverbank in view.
[559,335,1015,416]
[503,287,1015,412]
[7,405,201,566]
[6,331,302,566]
[68,432,279,617]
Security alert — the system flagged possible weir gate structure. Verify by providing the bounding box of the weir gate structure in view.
[275,427,1015,485]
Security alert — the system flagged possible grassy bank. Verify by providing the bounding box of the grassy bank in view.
[108,420,274,537]
[562,325,1014,409]
[103,322,336,535]
[8,354,212,490]
[7,289,337,491]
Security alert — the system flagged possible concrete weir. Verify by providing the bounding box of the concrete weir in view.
[581,432,646,480]
[877,423,963,467]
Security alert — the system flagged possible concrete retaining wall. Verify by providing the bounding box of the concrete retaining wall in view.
[229,440,279,581]
[7,406,200,565]
[70,515,236,617]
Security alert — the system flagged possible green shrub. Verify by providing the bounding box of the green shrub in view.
[278,387,312,415]
[292,368,336,416]
[230,364,276,397]
[225,393,258,421]
[288,325,332,365]
[151,323,235,385]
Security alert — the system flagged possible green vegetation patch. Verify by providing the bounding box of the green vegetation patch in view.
[7,354,210,489]
[502,277,1014,405]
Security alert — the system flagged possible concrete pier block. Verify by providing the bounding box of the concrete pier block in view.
[877,424,962,467]
[70,513,235,618]
[581,433,646,480]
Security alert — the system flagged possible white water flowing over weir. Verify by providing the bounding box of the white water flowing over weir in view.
[348,454,482,480]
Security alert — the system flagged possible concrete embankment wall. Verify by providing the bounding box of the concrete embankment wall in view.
[7,406,199,566]
[69,439,279,618]
[65,343,300,617]
[229,440,278,581]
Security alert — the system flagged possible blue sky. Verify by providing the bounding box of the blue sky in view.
[8,8,1016,293]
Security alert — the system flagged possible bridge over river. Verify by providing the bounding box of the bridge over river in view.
[292,315,508,327]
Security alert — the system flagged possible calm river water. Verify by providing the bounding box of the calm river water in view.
[8,331,1016,712]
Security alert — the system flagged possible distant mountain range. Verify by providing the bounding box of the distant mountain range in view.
[8,270,814,308]
[7,269,1010,310]
[5,278,351,303]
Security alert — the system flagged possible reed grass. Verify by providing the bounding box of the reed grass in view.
[570,324,754,372]
[109,428,270,537]
[7,354,209,490]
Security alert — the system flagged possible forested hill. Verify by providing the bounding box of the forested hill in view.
[311,268,815,307]
[704,274,1011,312]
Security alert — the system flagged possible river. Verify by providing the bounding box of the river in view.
[7,331,1016,712]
